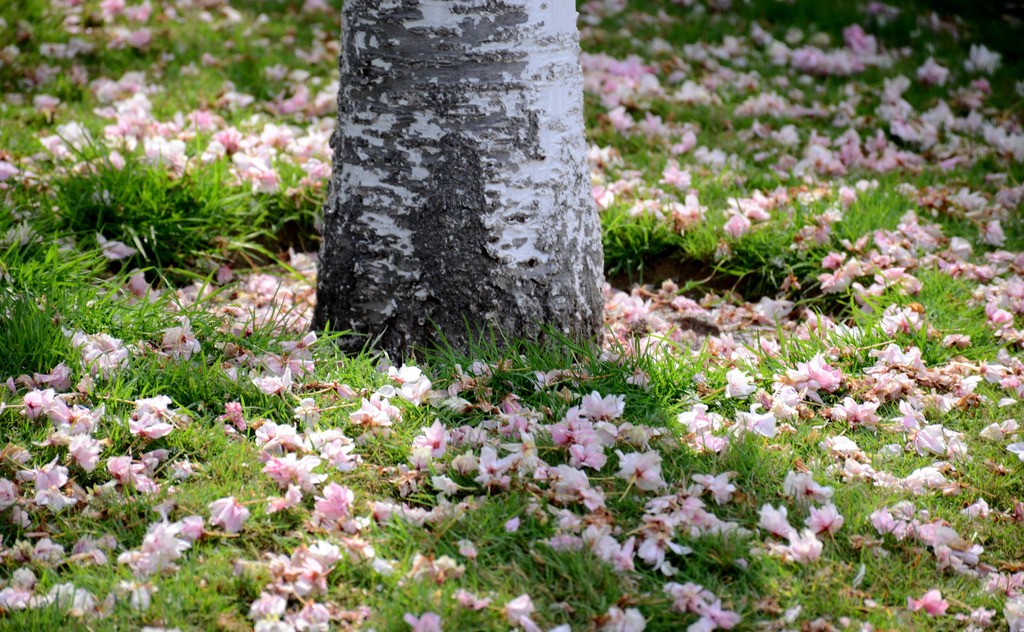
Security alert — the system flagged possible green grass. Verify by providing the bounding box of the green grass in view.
[2,0,1024,629]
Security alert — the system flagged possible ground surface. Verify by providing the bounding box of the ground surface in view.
[1,0,1024,630]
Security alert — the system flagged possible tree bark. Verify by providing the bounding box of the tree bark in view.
[314,0,604,358]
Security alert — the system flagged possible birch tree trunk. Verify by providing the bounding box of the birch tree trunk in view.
[314,0,604,358]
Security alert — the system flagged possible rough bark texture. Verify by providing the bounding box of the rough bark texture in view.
[314,0,604,357]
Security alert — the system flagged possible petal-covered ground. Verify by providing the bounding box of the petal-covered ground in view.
[1,0,1023,630]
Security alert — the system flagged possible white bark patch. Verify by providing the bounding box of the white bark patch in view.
[404,0,474,34]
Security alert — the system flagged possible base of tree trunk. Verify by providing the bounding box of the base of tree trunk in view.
[314,0,604,358]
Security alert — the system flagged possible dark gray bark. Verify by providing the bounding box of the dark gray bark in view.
[314,0,604,357]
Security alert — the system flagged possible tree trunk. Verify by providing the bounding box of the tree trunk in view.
[313,0,604,358]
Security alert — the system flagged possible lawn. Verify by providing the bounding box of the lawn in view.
[1,0,1023,630]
